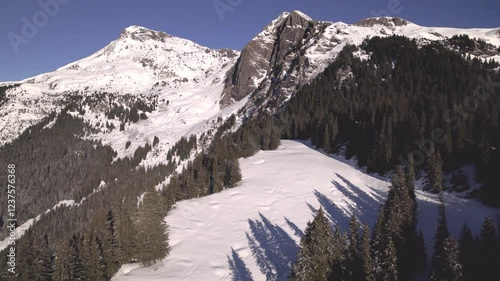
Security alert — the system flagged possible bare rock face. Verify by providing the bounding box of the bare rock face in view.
[220,11,325,107]
[120,25,173,42]
[354,17,409,27]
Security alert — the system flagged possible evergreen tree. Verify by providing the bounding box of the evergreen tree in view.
[269,128,281,150]
[329,227,349,281]
[347,215,361,281]
[379,236,399,281]
[135,189,170,266]
[425,151,444,193]
[81,234,106,281]
[32,231,53,281]
[223,159,242,188]
[441,236,462,281]
[360,224,373,281]
[53,235,85,281]
[114,198,138,263]
[17,229,36,281]
[476,217,498,281]
[430,201,450,281]
[405,153,417,204]
[458,224,476,281]
[371,207,386,279]
[52,240,72,281]
[290,208,334,281]
[416,229,427,272]
[100,210,121,278]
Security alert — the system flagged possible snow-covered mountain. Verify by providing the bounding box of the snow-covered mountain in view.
[0,25,240,160]
[1,11,499,161]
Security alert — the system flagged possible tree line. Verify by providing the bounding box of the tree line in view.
[290,159,500,281]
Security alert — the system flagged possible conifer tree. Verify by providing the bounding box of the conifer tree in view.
[425,151,444,193]
[114,198,138,263]
[441,236,462,281]
[135,189,170,266]
[17,229,35,281]
[476,217,498,281]
[100,210,121,278]
[330,227,349,281]
[430,201,450,281]
[379,236,398,281]
[269,128,281,150]
[209,157,224,194]
[81,234,106,281]
[32,230,53,281]
[371,207,386,279]
[415,229,427,272]
[53,235,85,281]
[290,208,334,281]
[347,215,361,281]
[405,153,417,204]
[458,224,476,281]
[52,240,72,281]
[360,224,373,281]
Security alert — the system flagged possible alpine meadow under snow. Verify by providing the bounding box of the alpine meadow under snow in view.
[113,141,498,281]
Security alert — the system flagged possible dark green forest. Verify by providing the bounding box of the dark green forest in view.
[277,36,500,206]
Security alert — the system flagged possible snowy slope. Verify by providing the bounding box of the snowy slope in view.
[113,140,499,281]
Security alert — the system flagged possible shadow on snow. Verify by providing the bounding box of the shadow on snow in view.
[228,247,254,281]
[245,213,299,281]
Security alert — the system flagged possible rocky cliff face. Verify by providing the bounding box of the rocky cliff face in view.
[220,11,329,110]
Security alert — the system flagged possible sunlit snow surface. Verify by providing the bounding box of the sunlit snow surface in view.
[113,140,499,281]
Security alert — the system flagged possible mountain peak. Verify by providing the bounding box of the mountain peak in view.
[290,10,313,21]
[119,25,172,42]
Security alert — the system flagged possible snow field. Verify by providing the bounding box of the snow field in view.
[113,140,499,281]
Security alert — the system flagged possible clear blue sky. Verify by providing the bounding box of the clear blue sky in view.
[0,0,498,82]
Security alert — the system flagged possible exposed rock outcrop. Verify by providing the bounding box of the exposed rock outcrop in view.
[354,17,410,27]
[220,11,329,108]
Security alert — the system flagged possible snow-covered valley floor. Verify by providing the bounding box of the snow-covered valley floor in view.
[113,140,499,281]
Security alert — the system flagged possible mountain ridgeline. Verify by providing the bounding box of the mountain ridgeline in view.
[0,10,499,281]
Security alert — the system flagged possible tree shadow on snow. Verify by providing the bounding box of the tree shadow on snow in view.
[312,176,384,232]
[246,213,299,281]
[227,247,254,281]
[312,190,351,231]
[284,216,304,238]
